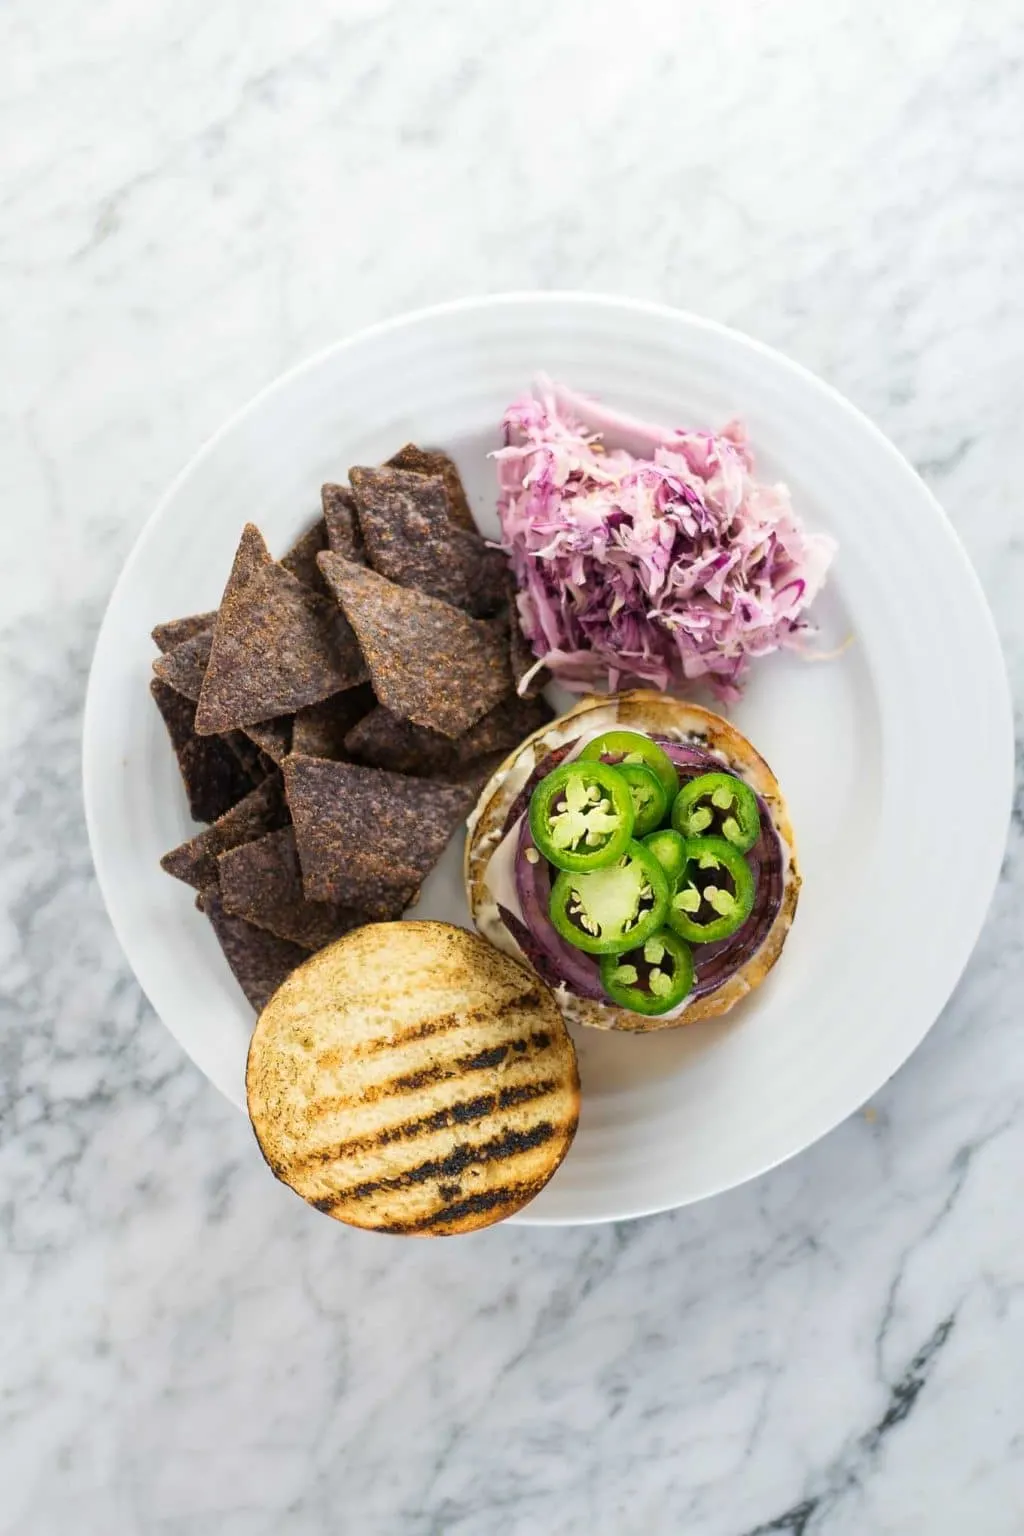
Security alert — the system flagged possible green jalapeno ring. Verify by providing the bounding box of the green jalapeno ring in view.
[529,760,636,873]
[671,770,760,853]
[549,839,670,955]
[667,835,756,945]
[579,730,680,805]
[642,827,689,887]
[599,927,695,1015]
[614,761,669,838]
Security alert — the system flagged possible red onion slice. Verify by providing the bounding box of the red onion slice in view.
[511,821,607,1002]
[496,903,605,1000]
[500,740,576,839]
[659,740,784,999]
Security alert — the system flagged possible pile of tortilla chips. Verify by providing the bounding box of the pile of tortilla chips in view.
[152,446,551,1010]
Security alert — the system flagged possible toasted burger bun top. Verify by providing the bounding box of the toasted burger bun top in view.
[246,921,580,1235]
[465,691,800,1034]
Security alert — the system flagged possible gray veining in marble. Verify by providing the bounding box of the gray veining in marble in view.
[2,0,1023,1531]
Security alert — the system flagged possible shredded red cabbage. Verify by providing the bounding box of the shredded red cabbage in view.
[495,380,836,701]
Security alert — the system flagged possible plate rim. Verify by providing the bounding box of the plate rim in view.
[82,290,1015,1225]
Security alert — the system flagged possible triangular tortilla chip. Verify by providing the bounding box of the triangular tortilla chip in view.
[151,680,256,822]
[242,716,293,764]
[222,522,273,590]
[222,730,271,784]
[349,466,506,616]
[441,749,510,792]
[152,611,216,654]
[218,826,365,950]
[160,774,289,891]
[317,554,512,738]
[153,526,270,702]
[322,484,366,564]
[386,444,476,532]
[198,889,306,1011]
[458,691,552,759]
[152,629,213,701]
[151,677,201,758]
[281,518,329,594]
[195,529,368,734]
[344,707,460,777]
[344,692,551,778]
[284,755,475,915]
[291,682,375,760]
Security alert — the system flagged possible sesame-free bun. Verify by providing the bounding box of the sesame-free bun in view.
[246,921,580,1233]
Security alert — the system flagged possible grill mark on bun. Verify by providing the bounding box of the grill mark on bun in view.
[295,1078,561,1164]
[311,1028,558,1111]
[378,1185,538,1234]
[341,1120,558,1203]
[315,988,549,1064]
[460,1030,552,1071]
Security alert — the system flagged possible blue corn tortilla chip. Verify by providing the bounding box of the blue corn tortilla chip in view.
[317,554,513,738]
[198,888,307,1011]
[195,524,368,734]
[218,825,366,950]
[151,679,255,823]
[456,691,552,759]
[284,754,476,917]
[344,708,460,778]
[152,521,271,701]
[348,466,507,617]
[152,628,213,701]
[242,715,293,764]
[152,611,217,654]
[386,444,477,532]
[291,682,375,760]
[221,730,271,784]
[434,749,510,794]
[281,518,330,595]
[154,616,292,764]
[322,484,366,564]
[345,693,552,777]
[160,773,290,891]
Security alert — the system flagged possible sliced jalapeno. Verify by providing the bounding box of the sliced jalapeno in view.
[642,827,689,886]
[615,761,669,838]
[599,927,694,1015]
[667,836,755,945]
[549,839,670,955]
[671,771,760,853]
[580,730,680,806]
[529,760,635,873]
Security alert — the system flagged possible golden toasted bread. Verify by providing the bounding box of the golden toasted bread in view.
[246,921,580,1234]
[465,691,800,1033]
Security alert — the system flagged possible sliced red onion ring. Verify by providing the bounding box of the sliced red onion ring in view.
[510,821,607,1002]
[496,903,605,1000]
[500,740,576,839]
[659,740,784,1000]
[507,734,784,1008]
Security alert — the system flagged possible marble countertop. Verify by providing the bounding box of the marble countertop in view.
[3,1,1023,1531]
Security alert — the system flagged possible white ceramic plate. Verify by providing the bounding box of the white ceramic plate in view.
[83,294,1013,1225]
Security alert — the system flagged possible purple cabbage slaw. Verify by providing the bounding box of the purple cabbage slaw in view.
[506,739,784,1007]
[496,379,836,701]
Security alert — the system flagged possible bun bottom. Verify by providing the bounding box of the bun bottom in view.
[465,691,800,1033]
